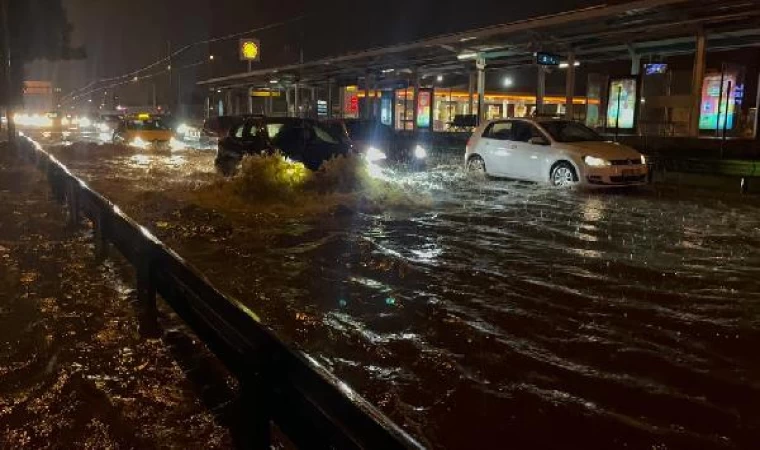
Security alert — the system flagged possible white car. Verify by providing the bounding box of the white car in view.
[465,118,648,187]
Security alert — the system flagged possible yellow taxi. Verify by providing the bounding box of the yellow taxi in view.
[113,113,175,149]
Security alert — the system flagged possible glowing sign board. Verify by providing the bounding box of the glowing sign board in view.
[606,77,639,130]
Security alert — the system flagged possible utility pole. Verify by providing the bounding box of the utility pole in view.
[167,40,172,111]
[1,0,15,145]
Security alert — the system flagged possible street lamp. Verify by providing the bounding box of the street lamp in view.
[209,54,215,61]
[503,77,513,87]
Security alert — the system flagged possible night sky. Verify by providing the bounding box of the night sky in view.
[27,0,600,105]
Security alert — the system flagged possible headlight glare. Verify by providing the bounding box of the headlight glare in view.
[584,156,610,167]
[366,147,387,163]
[414,145,427,159]
[131,137,149,149]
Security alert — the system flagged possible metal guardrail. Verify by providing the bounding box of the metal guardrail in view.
[651,157,760,178]
[16,136,423,450]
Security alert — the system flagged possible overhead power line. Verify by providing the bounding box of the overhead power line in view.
[61,15,306,103]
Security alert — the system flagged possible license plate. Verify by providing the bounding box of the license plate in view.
[622,169,638,176]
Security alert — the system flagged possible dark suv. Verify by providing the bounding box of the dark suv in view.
[215,117,352,175]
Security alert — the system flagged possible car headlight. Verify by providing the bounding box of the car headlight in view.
[131,137,149,149]
[584,156,611,167]
[176,123,189,135]
[366,147,387,163]
[414,145,427,159]
[640,155,647,165]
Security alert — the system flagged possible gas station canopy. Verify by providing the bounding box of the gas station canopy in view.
[198,0,760,89]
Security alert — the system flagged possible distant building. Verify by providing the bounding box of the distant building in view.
[23,81,56,113]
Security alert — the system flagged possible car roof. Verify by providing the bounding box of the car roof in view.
[485,117,574,125]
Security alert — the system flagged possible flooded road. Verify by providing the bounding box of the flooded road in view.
[41,135,760,449]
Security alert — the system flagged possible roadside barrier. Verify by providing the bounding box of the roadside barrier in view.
[17,135,422,450]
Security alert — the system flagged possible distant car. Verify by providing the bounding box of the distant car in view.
[465,118,648,187]
[96,114,123,134]
[323,119,428,170]
[215,117,351,174]
[113,114,175,150]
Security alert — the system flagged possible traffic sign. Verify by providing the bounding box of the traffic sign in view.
[535,52,560,66]
[240,39,260,62]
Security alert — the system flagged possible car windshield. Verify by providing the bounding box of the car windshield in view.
[345,121,391,140]
[539,121,604,142]
[126,119,169,131]
[312,123,340,144]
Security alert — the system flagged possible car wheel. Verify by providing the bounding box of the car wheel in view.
[467,155,487,175]
[550,162,578,187]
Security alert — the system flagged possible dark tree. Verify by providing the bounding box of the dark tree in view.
[1,0,84,107]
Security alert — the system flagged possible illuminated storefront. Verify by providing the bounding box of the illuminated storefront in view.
[351,88,593,132]
[392,89,592,132]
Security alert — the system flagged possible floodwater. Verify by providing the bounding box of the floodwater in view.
[41,135,760,449]
[0,146,231,448]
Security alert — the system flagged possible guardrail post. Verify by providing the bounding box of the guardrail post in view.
[48,167,65,204]
[66,181,80,227]
[93,212,109,262]
[240,376,272,450]
[136,250,159,338]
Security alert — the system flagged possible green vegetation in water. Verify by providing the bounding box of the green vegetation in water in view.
[194,153,431,216]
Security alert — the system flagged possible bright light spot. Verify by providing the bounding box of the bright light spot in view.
[79,117,92,128]
[503,77,514,87]
[176,123,189,134]
[584,156,610,167]
[436,75,443,82]
[558,61,581,69]
[270,79,278,84]
[366,162,386,180]
[457,52,477,60]
[129,155,152,166]
[170,137,186,151]
[414,145,427,159]
[98,132,112,142]
[365,147,387,163]
[131,137,150,149]
[98,123,111,133]
[61,117,70,126]
[381,68,395,73]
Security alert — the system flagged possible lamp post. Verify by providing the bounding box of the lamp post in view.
[1,0,16,144]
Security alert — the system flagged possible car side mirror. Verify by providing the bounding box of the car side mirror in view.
[529,136,550,146]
